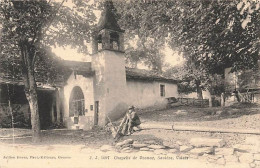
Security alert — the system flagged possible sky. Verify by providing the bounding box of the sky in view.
[51,0,96,62]
[162,45,185,68]
[51,0,185,69]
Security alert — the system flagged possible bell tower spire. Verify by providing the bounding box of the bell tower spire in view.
[92,0,124,53]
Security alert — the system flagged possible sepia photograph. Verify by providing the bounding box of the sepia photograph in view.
[0,0,259,167]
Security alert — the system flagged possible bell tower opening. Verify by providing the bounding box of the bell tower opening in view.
[110,31,119,50]
[97,34,102,51]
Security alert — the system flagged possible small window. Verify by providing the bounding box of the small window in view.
[160,84,165,97]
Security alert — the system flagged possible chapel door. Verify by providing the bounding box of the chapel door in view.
[94,101,99,125]
[69,86,85,124]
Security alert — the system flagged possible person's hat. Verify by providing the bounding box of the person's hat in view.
[128,105,135,110]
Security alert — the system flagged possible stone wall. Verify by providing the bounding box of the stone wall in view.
[100,136,260,168]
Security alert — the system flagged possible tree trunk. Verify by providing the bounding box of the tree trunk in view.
[25,80,41,143]
[196,80,203,99]
[20,41,41,143]
[234,90,240,102]
[55,89,61,124]
[206,88,212,108]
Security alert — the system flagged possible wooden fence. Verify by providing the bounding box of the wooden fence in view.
[237,91,257,103]
[166,97,209,107]
[0,103,23,113]
[178,98,209,107]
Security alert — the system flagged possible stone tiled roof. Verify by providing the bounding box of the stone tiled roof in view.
[62,60,92,72]
[97,1,124,32]
[62,60,95,78]
[0,60,94,87]
[125,67,178,83]
[1,61,178,87]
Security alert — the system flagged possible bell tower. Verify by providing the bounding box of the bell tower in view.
[92,0,124,53]
[92,0,127,126]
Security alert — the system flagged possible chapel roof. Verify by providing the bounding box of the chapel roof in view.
[97,0,124,32]
[62,60,92,72]
[126,67,178,83]
[0,61,178,86]
[62,60,95,78]
[0,60,94,87]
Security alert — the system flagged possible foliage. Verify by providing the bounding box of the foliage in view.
[0,105,31,128]
[125,39,165,72]
[164,64,196,94]
[164,61,224,97]
[114,0,259,74]
[0,0,96,142]
[0,0,96,81]
[113,0,259,99]
[236,69,259,92]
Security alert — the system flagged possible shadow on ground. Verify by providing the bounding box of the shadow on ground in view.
[0,128,114,148]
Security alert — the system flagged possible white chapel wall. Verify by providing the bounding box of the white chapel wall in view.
[63,72,95,130]
[126,80,178,109]
[103,51,128,121]
[92,50,128,125]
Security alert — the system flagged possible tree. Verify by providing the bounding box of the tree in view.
[164,59,224,100]
[125,38,165,72]
[114,0,259,74]
[112,0,259,107]
[174,0,259,74]
[0,0,95,142]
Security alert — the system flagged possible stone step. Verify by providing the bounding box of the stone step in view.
[215,148,234,156]
[189,147,214,156]
[100,145,113,152]
[254,153,260,161]
[154,149,167,155]
[239,153,254,163]
[245,136,260,146]
[180,145,193,152]
[147,145,166,149]
[224,155,239,163]
[140,147,150,151]
[233,144,258,153]
[115,139,134,147]
[190,138,225,147]
[132,143,148,148]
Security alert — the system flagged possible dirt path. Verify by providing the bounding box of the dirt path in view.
[0,142,215,168]
[0,103,259,167]
[139,103,260,130]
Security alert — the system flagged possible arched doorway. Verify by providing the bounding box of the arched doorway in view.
[69,86,85,122]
